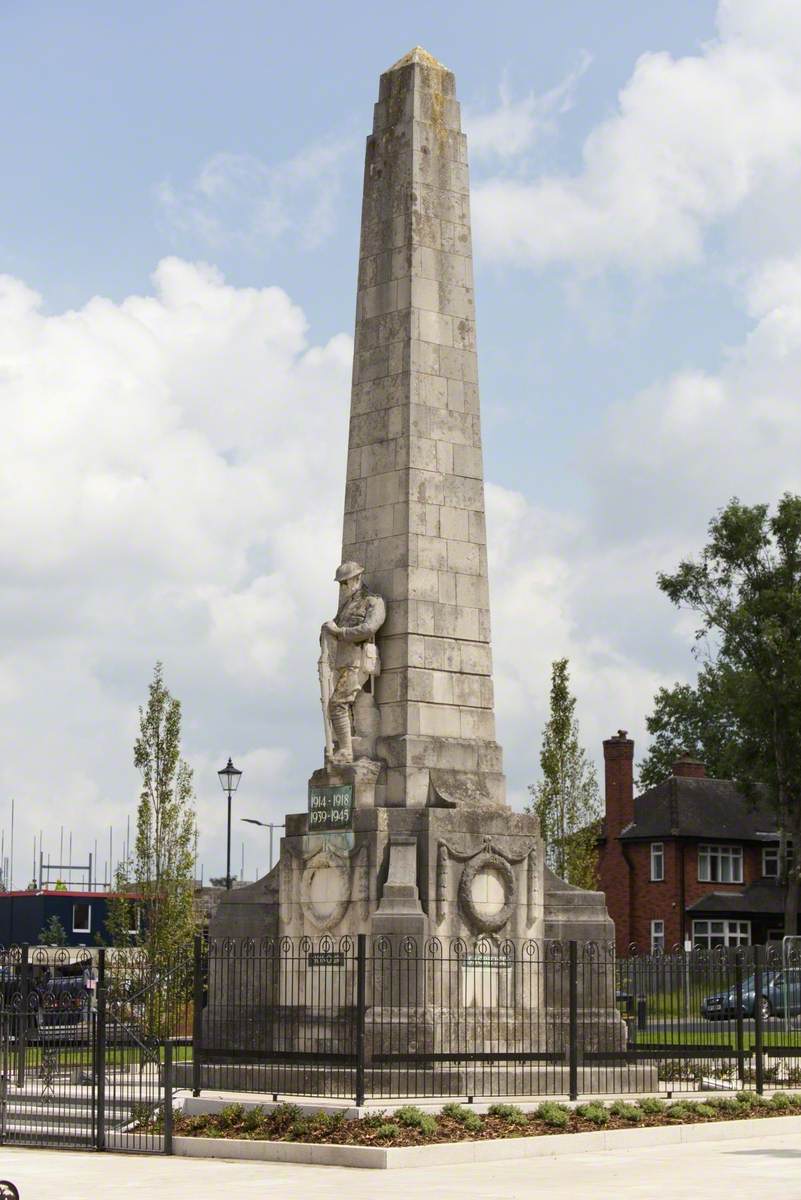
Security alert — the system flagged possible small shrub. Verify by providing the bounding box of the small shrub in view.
[315,1112,345,1131]
[441,1103,482,1132]
[394,1105,438,1135]
[736,1090,758,1109]
[270,1103,301,1131]
[374,1122,400,1140]
[667,1102,692,1120]
[609,1101,642,1123]
[637,1097,665,1116]
[286,1117,314,1141]
[707,1096,740,1114]
[771,1091,792,1110]
[361,1110,388,1129]
[695,1104,716,1118]
[576,1103,609,1126]
[488,1103,528,1126]
[241,1105,266,1133]
[533,1101,569,1129]
[218,1103,245,1127]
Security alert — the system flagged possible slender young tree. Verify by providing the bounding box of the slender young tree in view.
[108,663,197,973]
[528,658,601,889]
[38,915,67,946]
[657,494,801,935]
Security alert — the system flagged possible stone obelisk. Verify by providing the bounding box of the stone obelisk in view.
[342,47,504,811]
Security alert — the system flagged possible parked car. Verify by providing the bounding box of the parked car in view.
[701,968,801,1019]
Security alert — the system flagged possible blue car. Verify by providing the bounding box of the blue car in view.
[701,968,801,1020]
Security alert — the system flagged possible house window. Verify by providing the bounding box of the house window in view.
[692,919,750,948]
[650,843,665,882]
[698,845,743,884]
[763,843,794,878]
[650,920,665,952]
[127,903,140,936]
[72,902,91,934]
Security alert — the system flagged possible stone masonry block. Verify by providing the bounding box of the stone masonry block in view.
[459,707,496,740]
[366,470,403,508]
[447,540,481,575]
[433,603,479,640]
[428,408,475,446]
[416,535,447,570]
[395,566,440,602]
[439,506,469,541]
[439,345,477,384]
[442,475,483,510]
[411,372,448,409]
[455,573,489,608]
[423,636,460,671]
[436,441,453,474]
[437,572,456,604]
[468,510,486,543]
[417,702,462,738]
[355,504,396,542]
[460,641,492,676]
[417,308,454,347]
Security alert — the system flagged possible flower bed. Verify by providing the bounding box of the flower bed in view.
[161,1092,801,1147]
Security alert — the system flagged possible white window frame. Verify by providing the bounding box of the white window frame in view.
[692,919,751,949]
[698,844,743,884]
[72,902,91,934]
[650,842,665,882]
[650,919,665,953]
[763,846,779,877]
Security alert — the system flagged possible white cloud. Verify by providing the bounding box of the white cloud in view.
[472,2,801,273]
[157,136,356,252]
[0,258,352,884]
[465,53,592,161]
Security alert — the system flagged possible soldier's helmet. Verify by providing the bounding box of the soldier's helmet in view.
[335,561,364,583]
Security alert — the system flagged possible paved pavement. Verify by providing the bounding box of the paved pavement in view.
[1,1134,800,1199]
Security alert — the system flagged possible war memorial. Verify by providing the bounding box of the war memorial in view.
[205,47,629,1100]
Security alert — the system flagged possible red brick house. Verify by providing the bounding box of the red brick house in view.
[598,730,791,955]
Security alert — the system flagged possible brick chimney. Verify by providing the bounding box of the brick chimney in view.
[603,729,635,836]
[672,753,707,779]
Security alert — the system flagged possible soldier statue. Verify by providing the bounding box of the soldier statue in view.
[319,562,386,764]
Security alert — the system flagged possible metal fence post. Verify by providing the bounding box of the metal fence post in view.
[354,933,366,1107]
[568,940,578,1102]
[192,934,204,1097]
[163,1040,174,1155]
[16,944,29,1088]
[753,946,764,1094]
[95,985,107,1150]
[734,956,745,1085]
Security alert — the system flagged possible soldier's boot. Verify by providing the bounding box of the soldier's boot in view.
[330,707,354,764]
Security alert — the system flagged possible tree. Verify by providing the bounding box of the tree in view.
[637,660,767,790]
[528,658,601,889]
[38,915,67,946]
[108,663,197,970]
[656,494,801,934]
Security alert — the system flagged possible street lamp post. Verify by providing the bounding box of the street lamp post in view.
[241,818,285,873]
[217,758,243,890]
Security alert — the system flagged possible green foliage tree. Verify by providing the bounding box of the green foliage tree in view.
[528,659,600,889]
[655,494,801,934]
[38,914,67,946]
[108,663,197,989]
[638,661,766,790]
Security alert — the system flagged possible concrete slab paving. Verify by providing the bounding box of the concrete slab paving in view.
[1,1134,801,1199]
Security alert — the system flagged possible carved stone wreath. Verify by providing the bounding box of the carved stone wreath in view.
[300,850,352,931]
[458,852,515,933]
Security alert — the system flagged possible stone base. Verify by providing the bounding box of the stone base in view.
[377,734,506,809]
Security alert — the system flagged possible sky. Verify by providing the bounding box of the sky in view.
[2,0,801,888]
